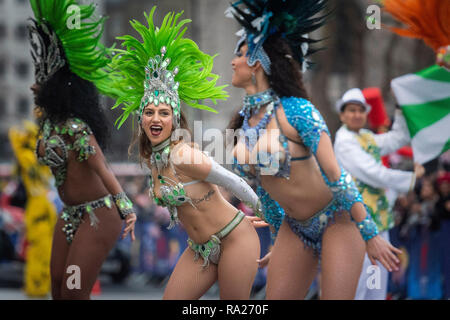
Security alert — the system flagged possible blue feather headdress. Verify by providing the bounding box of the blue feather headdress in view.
[225,0,330,74]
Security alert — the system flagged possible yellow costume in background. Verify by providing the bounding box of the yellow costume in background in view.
[9,121,57,297]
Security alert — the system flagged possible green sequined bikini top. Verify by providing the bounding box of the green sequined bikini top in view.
[148,140,218,229]
[36,118,96,187]
[148,159,203,229]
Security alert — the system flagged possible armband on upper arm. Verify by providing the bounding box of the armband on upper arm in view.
[328,167,379,241]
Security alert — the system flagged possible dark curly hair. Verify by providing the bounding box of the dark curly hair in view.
[228,36,309,134]
[35,64,110,150]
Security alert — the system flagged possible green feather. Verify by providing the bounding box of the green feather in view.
[103,6,228,128]
[29,0,113,95]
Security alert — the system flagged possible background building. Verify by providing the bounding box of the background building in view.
[0,0,436,164]
[0,0,34,161]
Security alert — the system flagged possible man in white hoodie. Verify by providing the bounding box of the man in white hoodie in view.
[334,88,424,300]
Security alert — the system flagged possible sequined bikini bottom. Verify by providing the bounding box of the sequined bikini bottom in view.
[285,198,343,256]
[61,194,113,244]
[187,210,245,269]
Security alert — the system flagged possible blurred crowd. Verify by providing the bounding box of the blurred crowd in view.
[0,170,271,297]
[387,152,450,300]
[0,151,449,299]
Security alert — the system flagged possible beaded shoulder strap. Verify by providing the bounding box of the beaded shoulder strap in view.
[63,118,96,162]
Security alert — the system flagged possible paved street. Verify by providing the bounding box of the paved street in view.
[0,274,221,300]
[0,273,268,300]
[0,284,165,300]
[0,261,269,300]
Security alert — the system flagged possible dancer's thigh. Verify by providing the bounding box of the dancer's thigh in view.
[266,220,318,300]
[217,226,260,300]
[60,207,122,299]
[321,213,365,300]
[163,247,218,300]
[50,217,71,300]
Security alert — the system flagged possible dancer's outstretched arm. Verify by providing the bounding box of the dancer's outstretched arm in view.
[172,143,263,216]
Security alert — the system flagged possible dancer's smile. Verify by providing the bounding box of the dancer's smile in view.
[141,104,173,145]
[150,125,163,136]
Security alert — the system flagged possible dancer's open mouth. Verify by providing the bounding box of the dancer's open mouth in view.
[150,125,163,136]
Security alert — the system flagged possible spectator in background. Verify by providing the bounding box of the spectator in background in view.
[405,176,442,299]
[435,172,450,299]
[388,194,411,299]
[334,88,424,300]
[130,178,188,285]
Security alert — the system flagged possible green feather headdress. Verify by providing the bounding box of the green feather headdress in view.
[105,6,228,129]
[28,0,112,91]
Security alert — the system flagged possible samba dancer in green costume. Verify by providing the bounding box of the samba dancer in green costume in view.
[28,0,136,299]
[105,7,263,299]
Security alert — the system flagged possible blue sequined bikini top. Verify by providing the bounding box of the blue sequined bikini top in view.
[232,95,333,239]
[232,94,312,183]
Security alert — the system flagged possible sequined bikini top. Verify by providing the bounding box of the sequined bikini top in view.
[148,158,215,229]
[232,91,311,184]
[233,95,332,238]
[36,118,96,187]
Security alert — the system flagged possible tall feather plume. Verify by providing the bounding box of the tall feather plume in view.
[229,0,331,68]
[104,7,229,128]
[29,0,113,93]
[382,0,450,52]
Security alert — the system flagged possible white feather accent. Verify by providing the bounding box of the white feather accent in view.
[235,28,245,37]
[301,34,309,56]
[251,16,264,31]
[224,7,235,18]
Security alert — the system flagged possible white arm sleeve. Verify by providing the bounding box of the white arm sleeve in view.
[335,133,415,193]
[204,157,262,214]
[374,109,411,156]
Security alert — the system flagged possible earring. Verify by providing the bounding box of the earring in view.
[251,72,256,85]
[138,125,142,137]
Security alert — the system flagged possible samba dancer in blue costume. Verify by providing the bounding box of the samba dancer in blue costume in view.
[226,0,402,299]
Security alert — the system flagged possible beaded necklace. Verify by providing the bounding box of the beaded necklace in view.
[239,89,274,117]
[149,138,194,229]
[148,139,219,229]
[150,138,171,174]
[240,89,280,150]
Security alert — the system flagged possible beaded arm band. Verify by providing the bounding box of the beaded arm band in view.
[328,168,379,241]
[356,214,379,241]
[328,169,363,212]
[112,192,134,219]
[241,198,264,221]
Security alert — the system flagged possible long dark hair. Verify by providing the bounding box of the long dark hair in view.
[228,36,309,132]
[35,64,110,150]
